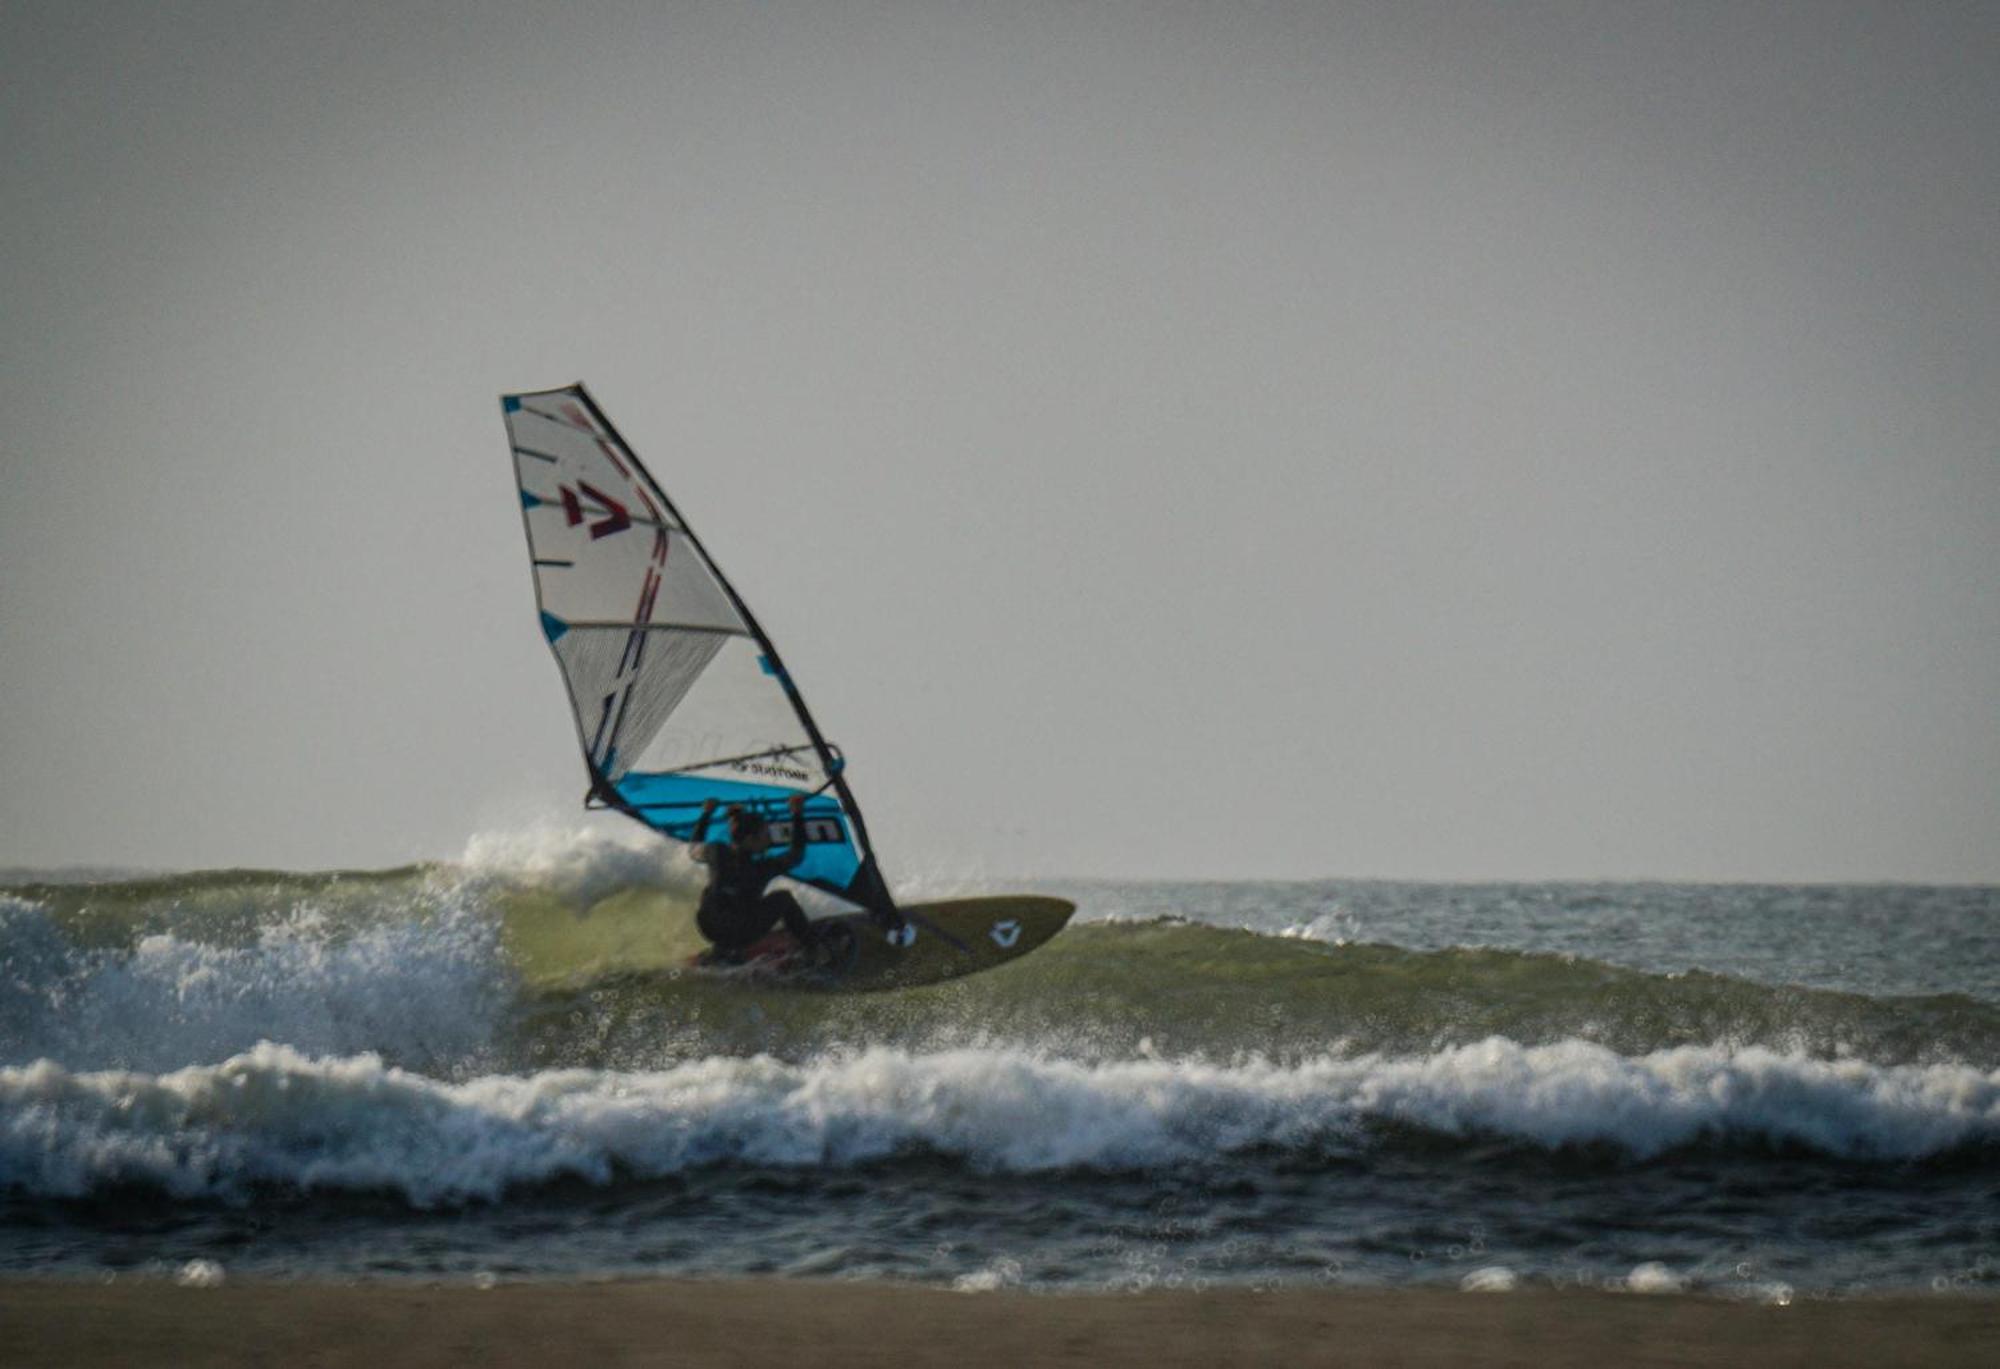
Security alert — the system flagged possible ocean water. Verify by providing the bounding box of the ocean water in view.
[1,833,1995,1298]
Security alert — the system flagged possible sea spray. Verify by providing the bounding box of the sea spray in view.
[458,824,692,907]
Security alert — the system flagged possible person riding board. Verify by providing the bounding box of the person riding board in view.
[688,794,824,961]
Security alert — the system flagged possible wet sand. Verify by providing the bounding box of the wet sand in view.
[1,1279,1994,1368]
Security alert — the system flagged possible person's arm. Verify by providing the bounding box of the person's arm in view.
[688,798,720,861]
[773,794,810,872]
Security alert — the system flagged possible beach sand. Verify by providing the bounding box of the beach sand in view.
[2,1280,1994,1368]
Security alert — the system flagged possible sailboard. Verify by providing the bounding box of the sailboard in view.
[500,382,1070,988]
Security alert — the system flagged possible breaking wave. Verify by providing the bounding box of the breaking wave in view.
[0,891,511,1076]
[3,1040,1995,1206]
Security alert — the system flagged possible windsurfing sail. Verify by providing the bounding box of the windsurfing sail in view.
[501,383,893,915]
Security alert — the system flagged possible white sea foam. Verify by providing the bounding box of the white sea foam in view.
[0,896,508,1075]
[176,1259,226,1288]
[1625,1262,1687,1294]
[1729,1280,1796,1306]
[1276,914,1358,945]
[954,1257,1025,1292]
[1,1039,1994,1206]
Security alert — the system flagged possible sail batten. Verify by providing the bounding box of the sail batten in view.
[502,383,889,913]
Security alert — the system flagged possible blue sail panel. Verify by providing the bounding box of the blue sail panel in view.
[614,771,865,900]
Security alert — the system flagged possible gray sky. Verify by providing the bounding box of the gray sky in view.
[2,1,1995,882]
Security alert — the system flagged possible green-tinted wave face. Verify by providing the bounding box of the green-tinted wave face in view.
[511,915,2000,1071]
[5,866,1995,1077]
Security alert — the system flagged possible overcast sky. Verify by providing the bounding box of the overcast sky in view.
[2,1,1994,882]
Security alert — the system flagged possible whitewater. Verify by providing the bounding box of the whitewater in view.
[2,830,1995,1295]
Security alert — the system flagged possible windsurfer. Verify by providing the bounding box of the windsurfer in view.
[689,794,823,960]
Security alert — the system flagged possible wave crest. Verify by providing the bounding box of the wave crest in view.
[3,1040,1994,1205]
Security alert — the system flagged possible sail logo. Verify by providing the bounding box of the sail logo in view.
[768,818,845,845]
[558,481,632,539]
[735,756,813,783]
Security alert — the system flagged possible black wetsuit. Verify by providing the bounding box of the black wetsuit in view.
[694,823,814,954]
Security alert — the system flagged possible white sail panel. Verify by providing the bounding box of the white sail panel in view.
[618,634,819,781]
[548,625,728,777]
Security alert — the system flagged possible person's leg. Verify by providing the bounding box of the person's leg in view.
[698,895,781,953]
[764,890,816,945]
